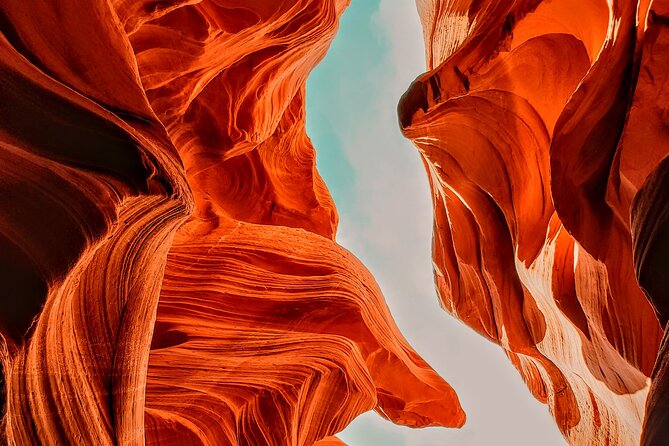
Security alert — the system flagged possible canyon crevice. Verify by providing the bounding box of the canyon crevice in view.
[1,0,669,445]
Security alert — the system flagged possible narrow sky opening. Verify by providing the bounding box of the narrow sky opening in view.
[305,1,568,445]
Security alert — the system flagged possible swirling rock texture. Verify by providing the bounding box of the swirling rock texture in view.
[400,0,669,445]
[0,1,467,445]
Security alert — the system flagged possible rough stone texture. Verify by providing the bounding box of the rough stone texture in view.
[5,0,669,444]
[0,1,464,445]
[400,1,669,445]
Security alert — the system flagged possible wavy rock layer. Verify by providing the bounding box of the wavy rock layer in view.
[401,0,669,445]
[0,1,464,445]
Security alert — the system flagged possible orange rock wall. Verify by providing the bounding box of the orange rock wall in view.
[400,0,669,445]
[0,1,465,445]
[4,0,669,444]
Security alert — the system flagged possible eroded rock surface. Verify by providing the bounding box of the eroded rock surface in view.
[0,1,464,445]
[400,1,669,445]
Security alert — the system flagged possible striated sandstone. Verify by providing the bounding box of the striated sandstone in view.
[400,0,669,445]
[0,1,464,445]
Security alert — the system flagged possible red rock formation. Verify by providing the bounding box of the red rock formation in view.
[0,1,464,445]
[626,7,669,439]
[400,0,669,445]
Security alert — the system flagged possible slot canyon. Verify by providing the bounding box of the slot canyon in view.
[0,0,668,445]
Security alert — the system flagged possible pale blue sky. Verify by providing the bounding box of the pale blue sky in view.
[305,1,568,445]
